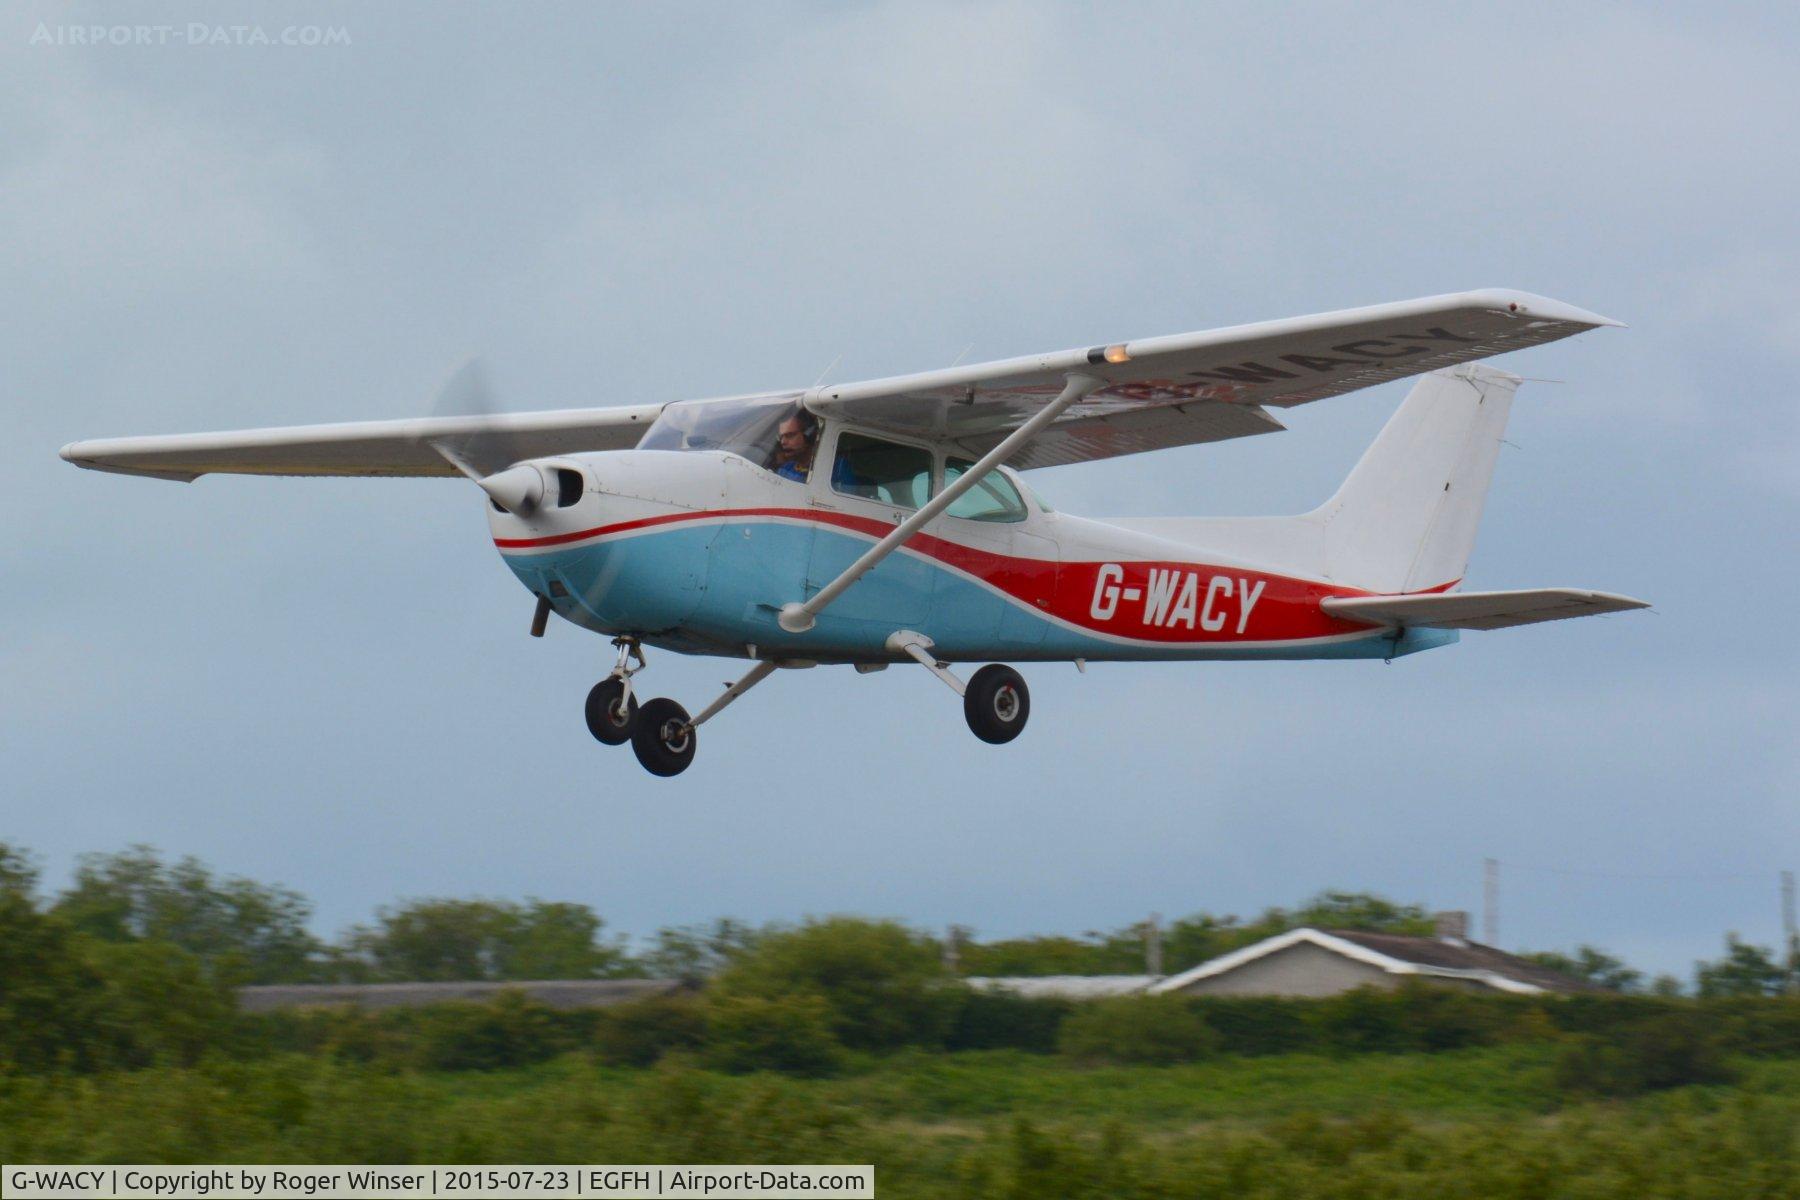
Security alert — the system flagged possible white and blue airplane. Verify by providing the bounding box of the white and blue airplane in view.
[62,290,1647,776]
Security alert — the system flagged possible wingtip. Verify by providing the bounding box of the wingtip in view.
[1479,289,1624,330]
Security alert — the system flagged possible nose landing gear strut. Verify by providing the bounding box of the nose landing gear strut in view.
[584,639,781,777]
[584,637,645,746]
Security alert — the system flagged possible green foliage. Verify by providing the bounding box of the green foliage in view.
[957,933,1136,977]
[1553,1010,1739,1097]
[1286,891,1437,936]
[591,995,707,1067]
[636,919,762,981]
[340,897,631,982]
[1524,944,1644,992]
[1696,934,1793,997]
[702,993,845,1076]
[0,848,107,1071]
[1058,996,1220,1065]
[944,989,1070,1053]
[407,991,579,1071]
[5,1052,1799,1195]
[52,846,322,985]
[715,917,951,1050]
[80,939,236,1069]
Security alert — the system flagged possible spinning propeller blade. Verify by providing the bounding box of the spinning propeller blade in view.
[423,359,544,514]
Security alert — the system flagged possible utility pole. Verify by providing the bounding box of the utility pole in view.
[1145,912,1164,977]
[1483,858,1500,947]
[943,924,967,973]
[1782,871,1797,993]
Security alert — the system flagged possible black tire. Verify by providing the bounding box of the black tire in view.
[631,697,696,776]
[584,678,638,745]
[964,664,1029,744]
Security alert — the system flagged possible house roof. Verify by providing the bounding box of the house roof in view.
[1325,930,1604,993]
[967,975,1159,999]
[1149,927,1600,996]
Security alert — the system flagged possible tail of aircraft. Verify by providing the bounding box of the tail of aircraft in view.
[1111,364,1524,594]
[1310,363,1518,594]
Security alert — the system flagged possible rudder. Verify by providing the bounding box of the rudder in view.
[1312,364,1519,594]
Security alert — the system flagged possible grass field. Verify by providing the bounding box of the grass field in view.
[6,1048,1798,1197]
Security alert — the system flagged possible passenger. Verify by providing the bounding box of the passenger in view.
[773,409,818,481]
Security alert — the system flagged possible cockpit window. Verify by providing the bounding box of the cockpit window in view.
[832,433,933,508]
[636,395,809,474]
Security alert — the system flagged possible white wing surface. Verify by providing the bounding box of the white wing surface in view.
[1321,589,1649,631]
[60,404,664,481]
[806,289,1618,469]
[60,289,1617,482]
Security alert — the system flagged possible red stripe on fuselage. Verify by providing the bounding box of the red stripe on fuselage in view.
[493,507,1456,643]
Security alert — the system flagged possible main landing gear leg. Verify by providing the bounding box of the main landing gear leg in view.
[585,637,645,745]
[630,659,778,778]
[885,631,1031,745]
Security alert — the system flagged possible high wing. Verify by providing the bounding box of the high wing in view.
[804,289,1619,469]
[60,404,664,481]
[1322,589,1649,631]
[60,289,1616,482]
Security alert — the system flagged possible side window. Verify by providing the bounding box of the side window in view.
[831,433,933,509]
[943,459,1029,522]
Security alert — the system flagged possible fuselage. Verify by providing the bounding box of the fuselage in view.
[488,447,1453,665]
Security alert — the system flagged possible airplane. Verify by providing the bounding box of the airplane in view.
[61,289,1648,777]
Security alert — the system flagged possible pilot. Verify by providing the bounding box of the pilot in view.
[773,409,818,482]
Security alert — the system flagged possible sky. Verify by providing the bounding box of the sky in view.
[3,2,1796,982]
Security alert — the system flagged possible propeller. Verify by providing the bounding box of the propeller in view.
[423,359,545,515]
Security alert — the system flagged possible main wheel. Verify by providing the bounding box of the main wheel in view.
[964,664,1029,744]
[631,697,696,776]
[584,678,638,745]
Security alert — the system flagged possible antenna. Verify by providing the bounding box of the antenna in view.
[1783,871,1797,992]
[1483,858,1500,946]
[1145,912,1163,977]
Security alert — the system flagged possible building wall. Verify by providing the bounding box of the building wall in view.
[1170,941,1397,997]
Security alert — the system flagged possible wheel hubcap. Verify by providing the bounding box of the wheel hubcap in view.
[662,721,691,753]
[994,686,1019,722]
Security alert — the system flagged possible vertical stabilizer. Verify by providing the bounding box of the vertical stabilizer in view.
[1312,364,1519,593]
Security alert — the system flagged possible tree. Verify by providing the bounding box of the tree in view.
[1695,934,1790,997]
[714,917,951,1050]
[1523,945,1643,993]
[638,918,762,980]
[342,897,630,981]
[1286,891,1437,937]
[0,843,105,1070]
[52,846,322,984]
[956,934,1128,978]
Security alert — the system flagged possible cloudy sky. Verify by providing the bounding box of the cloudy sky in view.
[4,2,1795,979]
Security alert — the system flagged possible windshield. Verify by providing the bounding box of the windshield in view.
[637,395,806,471]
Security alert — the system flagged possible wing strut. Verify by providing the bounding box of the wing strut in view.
[777,373,1104,634]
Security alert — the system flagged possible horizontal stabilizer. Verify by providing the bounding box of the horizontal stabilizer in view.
[1322,588,1649,631]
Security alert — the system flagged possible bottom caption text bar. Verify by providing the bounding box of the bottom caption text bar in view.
[3,1166,875,1199]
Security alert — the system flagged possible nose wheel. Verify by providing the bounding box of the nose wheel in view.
[586,637,646,745]
[584,678,638,745]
